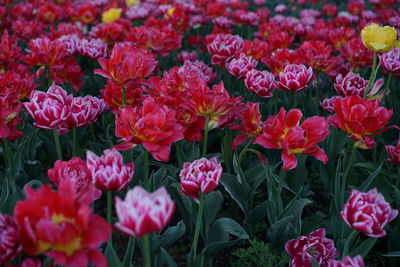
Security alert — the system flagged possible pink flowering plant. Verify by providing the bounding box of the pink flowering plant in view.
[1,1,400,267]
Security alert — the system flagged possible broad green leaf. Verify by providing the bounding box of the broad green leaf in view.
[358,162,383,192]
[105,243,122,267]
[280,198,312,236]
[350,237,377,258]
[267,216,294,255]
[220,173,246,213]
[158,248,178,267]
[153,221,186,250]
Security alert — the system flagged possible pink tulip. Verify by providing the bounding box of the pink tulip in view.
[226,53,258,79]
[245,69,277,98]
[0,213,21,265]
[68,95,106,128]
[86,149,134,192]
[179,157,223,201]
[285,228,337,267]
[385,139,400,165]
[341,189,398,238]
[328,255,365,267]
[379,47,400,77]
[278,64,313,93]
[23,84,72,134]
[334,72,368,97]
[207,34,243,66]
[114,186,175,238]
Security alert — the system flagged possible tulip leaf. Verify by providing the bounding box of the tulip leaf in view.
[245,200,268,227]
[350,237,377,258]
[105,243,122,267]
[158,248,178,267]
[122,237,135,267]
[220,173,246,213]
[153,221,186,250]
[358,162,383,192]
[280,198,312,236]
[383,251,400,257]
[267,216,294,255]
[203,191,223,234]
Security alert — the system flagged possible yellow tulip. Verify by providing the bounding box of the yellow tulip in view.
[361,23,398,53]
[102,8,122,24]
[126,0,140,8]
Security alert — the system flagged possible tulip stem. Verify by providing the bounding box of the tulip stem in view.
[143,149,149,189]
[143,234,151,267]
[383,73,393,100]
[341,144,356,207]
[2,138,13,177]
[202,117,210,157]
[53,128,63,161]
[364,52,378,98]
[107,191,113,246]
[293,92,298,109]
[238,137,255,166]
[72,127,78,157]
[342,229,359,258]
[122,86,127,106]
[190,194,205,266]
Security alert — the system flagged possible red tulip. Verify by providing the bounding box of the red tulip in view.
[86,149,134,192]
[255,108,330,170]
[48,157,101,200]
[245,69,277,98]
[94,43,157,88]
[341,189,398,238]
[230,102,265,149]
[0,95,23,141]
[115,97,184,162]
[68,95,105,128]
[115,186,175,238]
[179,157,223,201]
[278,64,313,93]
[0,213,21,265]
[327,96,393,149]
[13,180,111,267]
[285,228,337,267]
[328,255,365,267]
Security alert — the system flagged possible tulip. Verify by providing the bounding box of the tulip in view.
[48,157,101,201]
[278,64,313,93]
[245,69,277,98]
[255,108,330,171]
[207,34,244,66]
[328,255,365,267]
[379,47,400,77]
[102,8,122,24]
[385,139,400,165]
[179,157,223,201]
[341,188,398,238]
[13,180,111,267]
[334,72,368,97]
[0,213,21,265]
[361,23,398,53]
[285,228,337,267]
[86,148,134,192]
[327,96,393,149]
[226,53,258,79]
[77,38,108,60]
[114,186,175,238]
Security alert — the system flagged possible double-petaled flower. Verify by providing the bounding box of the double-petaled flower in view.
[179,157,223,201]
[278,64,313,93]
[327,96,393,149]
[115,97,184,162]
[115,186,175,238]
[0,212,21,265]
[255,108,330,171]
[341,189,398,238]
[13,180,111,267]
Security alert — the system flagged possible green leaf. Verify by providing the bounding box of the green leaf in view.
[383,251,400,257]
[153,221,186,250]
[203,191,223,235]
[220,173,247,213]
[280,198,312,236]
[105,243,122,267]
[267,216,294,255]
[245,200,268,227]
[158,248,178,267]
[208,217,249,243]
[122,237,135,267]
[358,162,382,192]
[350,237,377,258]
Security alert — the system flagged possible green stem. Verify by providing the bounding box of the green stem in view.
[143,149,149,189]
[2,139,13,177]
[190,194,205,266]
[143,234,151,267]
[238,137,255,166]
[53,128,63,161]
[293,92,298,109]
[341,144,356,207]
[122,237,136,267]
[342,229,359,258]
[122,86,127,106]
[382,73,393,102]
[364,52,378,98]
[72,127,78,157]
[202,117,210,157]
[107,191,113,246]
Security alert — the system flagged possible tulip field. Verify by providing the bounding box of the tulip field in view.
[1,0,400,266]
